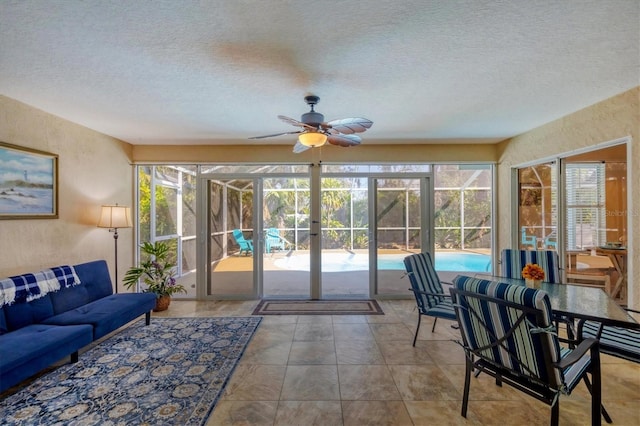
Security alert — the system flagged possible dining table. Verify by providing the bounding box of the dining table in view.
[595,246,628,301]
[461,273,639,330]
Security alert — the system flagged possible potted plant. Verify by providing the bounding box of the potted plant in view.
[123,241,186,311]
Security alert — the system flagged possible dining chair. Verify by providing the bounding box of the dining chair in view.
[500,248,562,284]
[450,275,606,426]
[578,308,640,364]
[232,229,254,256]
[403,252,457,346]
[499,248,576,338]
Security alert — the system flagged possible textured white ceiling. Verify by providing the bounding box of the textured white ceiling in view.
[0,0,638,146]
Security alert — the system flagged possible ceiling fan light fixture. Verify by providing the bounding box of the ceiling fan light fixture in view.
[298,131,328,147]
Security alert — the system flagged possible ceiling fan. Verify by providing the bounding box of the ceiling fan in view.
[249,95,373,153]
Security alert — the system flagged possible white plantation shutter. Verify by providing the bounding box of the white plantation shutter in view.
[565,163,605,249]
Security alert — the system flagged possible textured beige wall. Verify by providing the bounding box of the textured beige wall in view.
[0,96,134,288]
[497,87,639,308]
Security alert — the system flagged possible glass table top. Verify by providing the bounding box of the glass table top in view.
[456,274,638,329]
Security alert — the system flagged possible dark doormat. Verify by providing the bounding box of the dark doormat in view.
[252,299,384,315]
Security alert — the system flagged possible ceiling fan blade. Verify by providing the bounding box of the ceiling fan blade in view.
[249,130,302,139]
[278,115,315,130]
[327,134,362,147]
[293,140,312,153]
[325,117,373,135]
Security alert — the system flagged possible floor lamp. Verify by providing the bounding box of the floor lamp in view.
[97,204,132,293]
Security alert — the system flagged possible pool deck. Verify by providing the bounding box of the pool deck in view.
[181,249,491,299]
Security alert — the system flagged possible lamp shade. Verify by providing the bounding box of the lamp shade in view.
[97,205,132,229]
[298,131,328,147]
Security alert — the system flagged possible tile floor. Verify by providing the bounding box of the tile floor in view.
[154,299,640,426]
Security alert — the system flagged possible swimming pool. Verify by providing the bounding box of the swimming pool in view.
[274,252,491,272]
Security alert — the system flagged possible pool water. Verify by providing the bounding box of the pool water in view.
[274,252,491,272]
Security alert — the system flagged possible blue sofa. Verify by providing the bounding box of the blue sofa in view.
[0,260,157,393]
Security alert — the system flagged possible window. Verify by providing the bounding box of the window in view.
[565,163,605,250]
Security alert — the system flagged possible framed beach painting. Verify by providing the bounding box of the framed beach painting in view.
[0,142,58,219]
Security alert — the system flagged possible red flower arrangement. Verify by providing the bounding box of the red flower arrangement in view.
[522,263,545,281]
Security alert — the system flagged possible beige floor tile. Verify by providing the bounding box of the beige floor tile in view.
[288,341,337,365]
[280,365,340,401]
[296,315,333,324]
[253,322,297,340]
[206,400,278,425]
[258,315,299,325]
[221,364,286,401]
[335,339,385,365]
[342,400,413,426]
[274,401,343,426]
[332,315,368,324]
[423,339,467,365]
[438,364,529,401]
[592,400,640,425]
[404,400,483,425]
[369,323,414,341]
[338,365,401,400]
[377,340,435,365]
[601,362,640,399]
[332,323,374,341]
[388,364,460,401]
[466,400,549,425]
[366,312,404,323]
[293,322,334,341]
[240,338,293,365]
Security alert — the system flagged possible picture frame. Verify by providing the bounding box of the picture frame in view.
[0,142,58,219]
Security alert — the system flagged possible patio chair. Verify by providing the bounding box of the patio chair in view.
[500,249,561,284]
[521,227,537,248]
[403,252,457,347]
[576,315,638,423]
[265,228,290,253]
[544,230,558,249]
[450,276,605,426]
[232,229,253,256]
[499,248,574,337]
[578,308,640,364]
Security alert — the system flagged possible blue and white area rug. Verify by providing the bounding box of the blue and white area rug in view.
[1,317,261,425]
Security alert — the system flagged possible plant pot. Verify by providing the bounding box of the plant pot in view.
[154,295,171,312]
[525,279,542,288]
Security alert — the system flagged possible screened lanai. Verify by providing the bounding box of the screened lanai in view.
[136,164,493,300]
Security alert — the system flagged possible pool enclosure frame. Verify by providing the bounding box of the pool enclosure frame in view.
[135,163,494,299]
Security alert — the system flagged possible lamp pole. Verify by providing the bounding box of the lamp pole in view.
[113,227,120,293]
[98,204,132,294]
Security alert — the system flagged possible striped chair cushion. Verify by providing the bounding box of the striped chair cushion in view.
[500,249,561,284]
[581,320,640,363]
[404,252,446,310]
[425,298,457,320]
[453,276,565,388]
[560,347,592,390]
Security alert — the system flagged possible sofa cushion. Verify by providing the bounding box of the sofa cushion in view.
[3,295,55,331]
[49,260,113,314]
[43,293,157,340]
[0,308,7,335]
[0,323,93,392]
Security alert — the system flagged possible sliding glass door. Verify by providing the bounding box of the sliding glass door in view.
[373,177,427,296]
[262,177,311,298]
[205,178,256,298]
